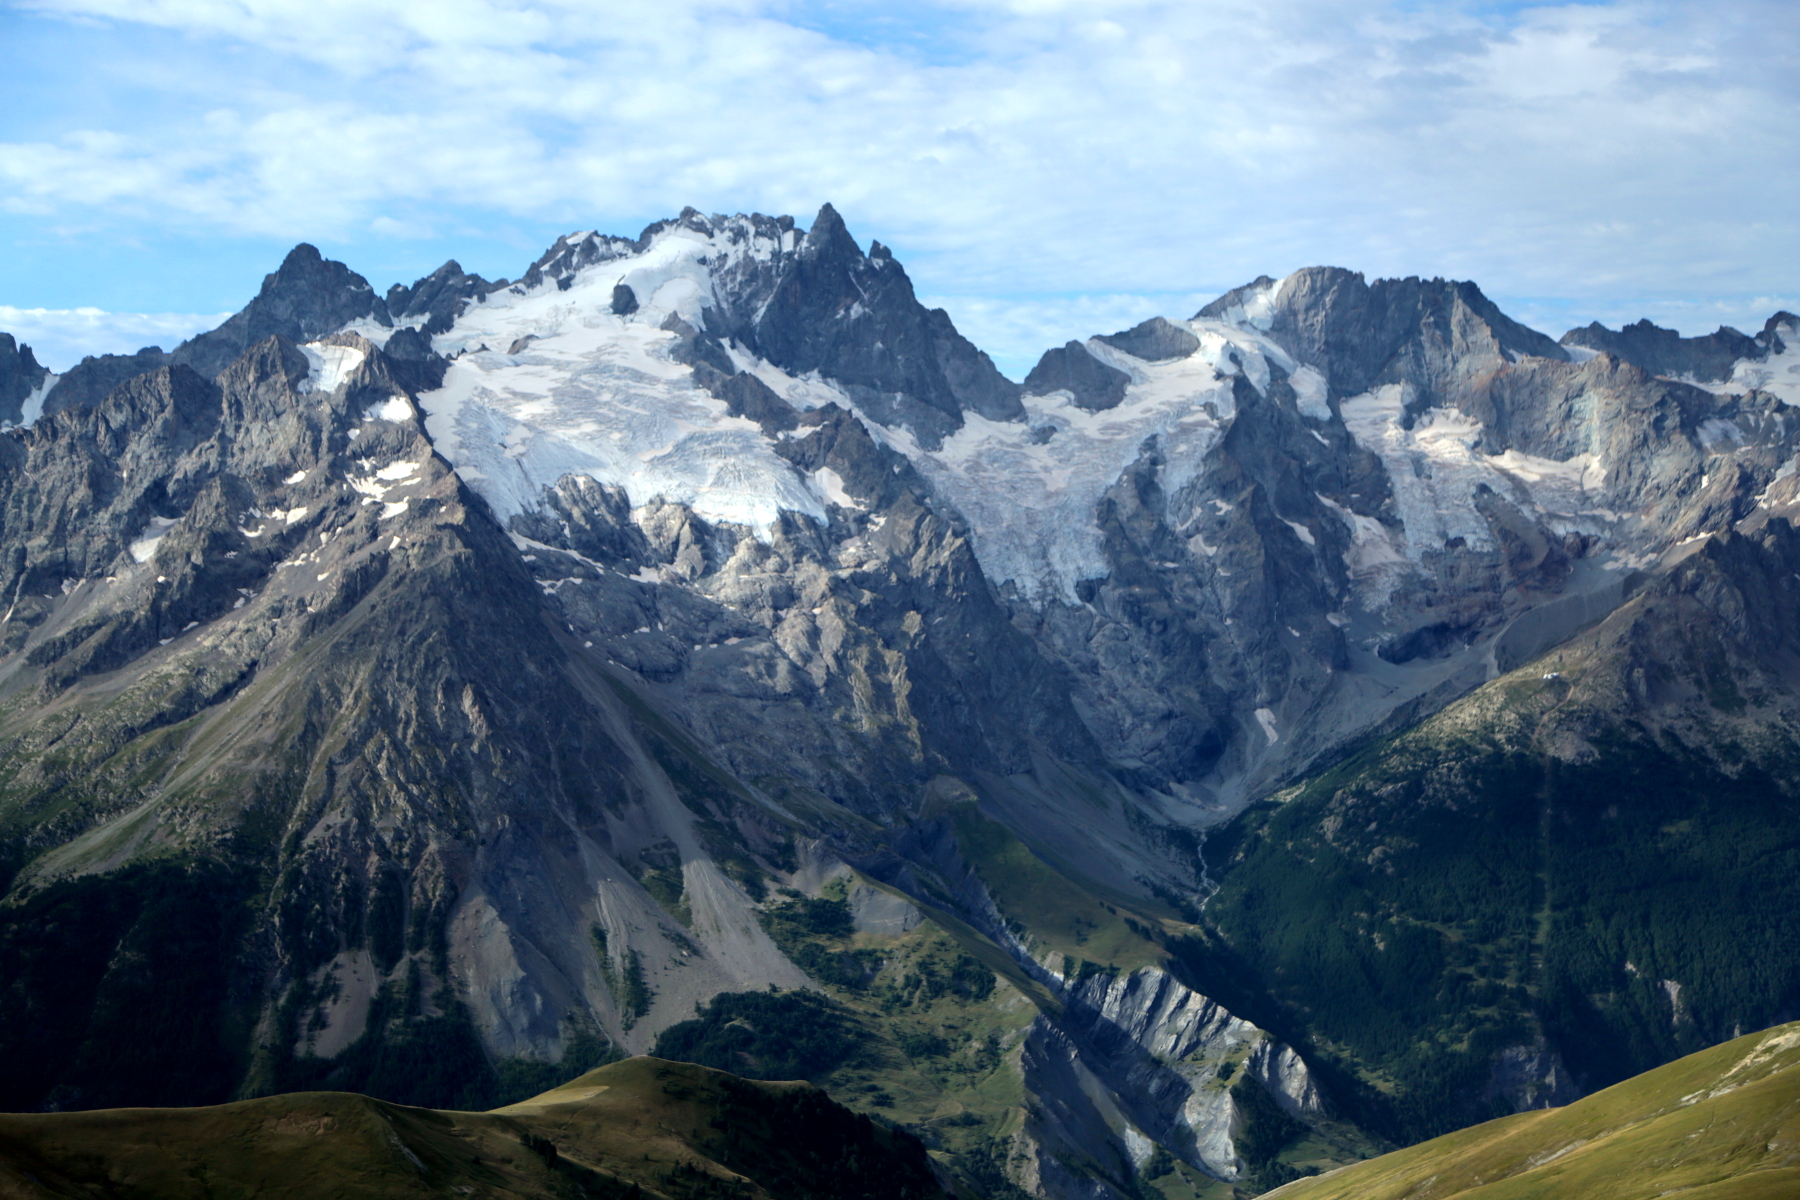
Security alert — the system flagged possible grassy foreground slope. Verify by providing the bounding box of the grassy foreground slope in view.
[0,1057,948,1200]
[1264,1021,1800,1200]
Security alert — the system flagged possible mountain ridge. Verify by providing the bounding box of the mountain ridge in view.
[0,1055,951,1200]
[0,206,1796,1199]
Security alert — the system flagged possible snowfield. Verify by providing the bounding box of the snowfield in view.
[418,228,825,532]
[400,224,1788,614]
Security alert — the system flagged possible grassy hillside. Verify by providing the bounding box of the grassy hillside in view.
[650,877,1045,1190]
[0,1056,948,1200]
[1176,533,1800,1144]
[1264,1020,1800,1200]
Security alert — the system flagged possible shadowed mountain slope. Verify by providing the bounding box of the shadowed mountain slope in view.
[0,1056,949,1200]
[1179,516,1800,1143]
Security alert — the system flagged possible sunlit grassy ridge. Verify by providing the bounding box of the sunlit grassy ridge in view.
[1264,1021,1800,1200]
[0,1056,948,1200]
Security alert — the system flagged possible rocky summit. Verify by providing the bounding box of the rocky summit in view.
[0,205,1797,1199]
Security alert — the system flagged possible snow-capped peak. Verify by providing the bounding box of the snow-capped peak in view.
[416,220,830,532]
[1203,274,1291,332]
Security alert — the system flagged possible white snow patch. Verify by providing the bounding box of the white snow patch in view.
[1696,417,1745,450]
[19,372,58,425]
[284,470,308,485]
[337,317,398,347]
[807,466,861,510]
[1706,320,1800,407]
[1254,707,1280,745]
[1316,493,1408,599]
[1339,386,1494,562]
[298,343,366,395]
[1489,449,1609,523]
[1283,519,1316,547]
[1212,276,1289,331]
[1290,364,1330,420]
[1336,386,1606,608]
[1564,345,1602,363]
[349,458,424,510]
[376,459,423,481]
[128,515,178,564]
[722,343,854,411]
[370,396,413,423]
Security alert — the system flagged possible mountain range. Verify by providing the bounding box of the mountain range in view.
[0,204,1796,1198]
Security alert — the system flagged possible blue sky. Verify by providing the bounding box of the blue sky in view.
[2,0,1795,377]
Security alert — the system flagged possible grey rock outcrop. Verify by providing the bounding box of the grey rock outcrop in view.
[1023,341,1131,411]
[375,324,450,393]
[705,205,1024,442]
[1482,1040,1580,1112]
[386,259,504,335]
[170,243,390,378]
[1560,317,1767,383]
[0,333,49,425]
[1251,267,1569,411]
[38,345,169,417]
[1038,966,1324,1184]
[1096,317,1201,363]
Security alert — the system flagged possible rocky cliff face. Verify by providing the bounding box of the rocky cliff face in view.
[1560,315,1780,384]
[1040,967,1321,1182]
[169,245,393,380]
[0,334,49,427]
[2,208,1798,1197]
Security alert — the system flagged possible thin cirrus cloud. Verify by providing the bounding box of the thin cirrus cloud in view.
[0,0,1794,377]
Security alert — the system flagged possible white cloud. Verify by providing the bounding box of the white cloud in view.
[2,0,1795,368]
[0,306,231,372]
